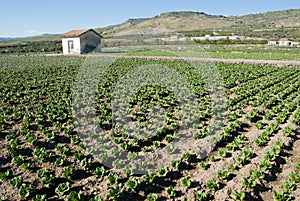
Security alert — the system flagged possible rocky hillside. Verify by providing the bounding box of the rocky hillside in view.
[96,9,300,40]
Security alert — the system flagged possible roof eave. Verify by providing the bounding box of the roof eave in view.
[62,29,102,38]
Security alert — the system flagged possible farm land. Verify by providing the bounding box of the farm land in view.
[0,51,300,201]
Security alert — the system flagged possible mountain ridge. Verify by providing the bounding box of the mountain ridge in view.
[95,9,300,40]
[1,8,300,45]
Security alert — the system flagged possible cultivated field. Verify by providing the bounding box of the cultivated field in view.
[0,55,299,201]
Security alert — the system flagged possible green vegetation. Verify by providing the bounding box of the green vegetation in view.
[0,40,62,54]
[0,55,299,200]
[127,50,175,56]
[230,190,245,201]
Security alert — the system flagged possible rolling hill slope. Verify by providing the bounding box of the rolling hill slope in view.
[96,9,300,40]
[1,8,300,49]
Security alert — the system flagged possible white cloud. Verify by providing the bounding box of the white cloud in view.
[25,30,49,36]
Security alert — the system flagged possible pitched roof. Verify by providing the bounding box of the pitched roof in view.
[63,29,102,38]
[279,38,291,41]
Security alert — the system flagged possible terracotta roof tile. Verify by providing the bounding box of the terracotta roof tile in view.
[279,38,290,41]
[63,29,102,38]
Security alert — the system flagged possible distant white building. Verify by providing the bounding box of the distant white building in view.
[62,29,102,54]
[191,35,245,41]
[268,38,299,46]
[170,34,180,42]
[278,38,292,46]
[267,40,279,46]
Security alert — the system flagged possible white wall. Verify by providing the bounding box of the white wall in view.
[279,41,292,46]
[62,30,101,54]
[191,35,244,41]
[62,37,81,54]
[268,41,278,46]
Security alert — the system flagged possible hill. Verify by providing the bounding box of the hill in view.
[96,9,300,40]
[1,8,300,50]
[95,11,232,38]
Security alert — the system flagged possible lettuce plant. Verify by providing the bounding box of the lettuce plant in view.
[25,133,37,145]
[89,195,103,201]
[109,185,123,200]
[206,179,220,192]
[171,159,180,170]
[166,145,175,154]
[289,172,300,183]
[33,147,52,162]
[19,183,35,198]
[107,173,119,185]
[236,156,247,166]
[273,189,292,201]
[62,165,75,179]
[217,149,227,157]
[145,172,155,183]
[71,135,81,144]
[0,169,12,181]
[74,151,84,161]
[10,176,22,188]
[198,161,208,170]
[230,190,245,200]
[32,194,47,201]
[126,177,141,191]
[210,156,217,162]
[158,167,169,177]
[250,169,265,180]
[260,160,273,171]
[272,145,281,155]
[112,159,123,169]
[242,177,256,189]
[282,181,296,191]
[255,121,264,129]
[180,177,192,189]
[242,148,254,159]
[196,190,208,201]
[55,182,70,196]
[67,191,84,201]
[153,141,160,148]
[55,157,65,167]
[94,166,105,178]
[37,168,55,188]
[228,164,239,171]
[147,193,159,201]
[56,144,70,155]
[283,126,293,137]
[264,151,276,161]
[12,155,25,165]
[166,186,176,198]
[80,157,92,170]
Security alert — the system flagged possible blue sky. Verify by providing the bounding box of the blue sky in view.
[1,0,299,37]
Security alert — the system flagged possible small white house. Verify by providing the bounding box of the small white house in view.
[278,38,292,46]
[268,38,300,46]
[268,40,279,46]
[170,34,180,42]
[62,29,102,54]
[190,35,244,41]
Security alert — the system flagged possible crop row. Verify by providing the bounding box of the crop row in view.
[0,55,299,200]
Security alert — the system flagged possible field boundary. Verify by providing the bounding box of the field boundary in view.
[45,54,300,67]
